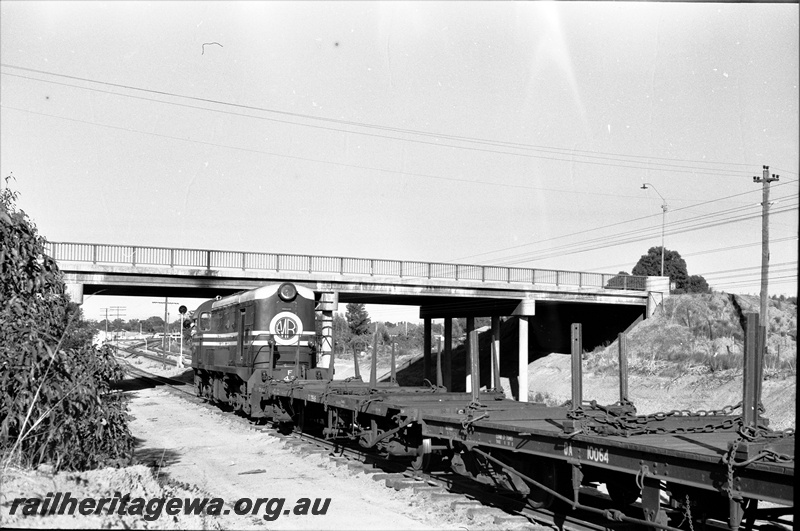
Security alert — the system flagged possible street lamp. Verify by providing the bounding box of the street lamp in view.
[640,183,668,277]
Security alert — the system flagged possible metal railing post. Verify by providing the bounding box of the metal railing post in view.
[92,244,97,265]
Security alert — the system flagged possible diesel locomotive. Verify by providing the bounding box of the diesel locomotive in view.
[190,282,330,419]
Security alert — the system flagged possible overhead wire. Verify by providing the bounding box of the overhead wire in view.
[593,235,799,273]
[479,198,798,266]
[450,180,797,263]
[0,64,769,178]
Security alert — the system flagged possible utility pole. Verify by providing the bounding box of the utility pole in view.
[152,298,179,364]
[753,166,779,325]
[109,306,126,345]
[753,165,779,392]
[641,183,668,277]
[100,308,109,343]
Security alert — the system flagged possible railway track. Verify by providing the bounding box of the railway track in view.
[116,349,791,531]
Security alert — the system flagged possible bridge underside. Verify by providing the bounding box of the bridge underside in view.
[63,265,658,402]
[65,267,649,310]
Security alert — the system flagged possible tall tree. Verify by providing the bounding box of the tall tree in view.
[345,303,371,337]
[1,178,132,470]
[632,246,689,290]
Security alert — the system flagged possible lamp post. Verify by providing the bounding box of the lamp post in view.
[641,183,668,277]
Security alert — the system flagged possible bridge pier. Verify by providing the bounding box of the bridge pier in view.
[465,317,475,392]
[443,318,452,390]
[518,316,529,402]
[490,315,500,391]
[423,318,432,383]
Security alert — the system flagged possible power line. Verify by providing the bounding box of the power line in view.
[593,236,798,273]
[12,103,791,207]
[480,200,798,267]
[450,181,797,263]
[710,274,798,291]
[0,64,771,178]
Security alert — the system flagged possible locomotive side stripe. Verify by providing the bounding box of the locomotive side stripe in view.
[197,331,316,338]
[197,340,314,347]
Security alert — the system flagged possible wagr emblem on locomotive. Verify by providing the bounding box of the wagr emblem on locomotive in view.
[269,311,304,345]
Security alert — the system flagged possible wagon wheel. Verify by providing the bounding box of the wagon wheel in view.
[411,439,432,475]
[525,460,557,509]
[411,452,431,475]
[607,473,640,506]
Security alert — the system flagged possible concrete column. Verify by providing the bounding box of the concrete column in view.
[465,317,475,392]
[423,318,432,383]
[645,276,670,317]
[443,318,452,390]
[316,292,338,368]
[491,315,500,389]
[65,282,84,305]
[518,316,528,402]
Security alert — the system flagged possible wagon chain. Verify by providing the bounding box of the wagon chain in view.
[566,400,756,437]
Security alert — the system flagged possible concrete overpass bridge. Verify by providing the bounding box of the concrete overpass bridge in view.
[49,241,669,400]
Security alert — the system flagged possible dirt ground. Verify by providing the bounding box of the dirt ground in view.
[1,354,539,531]
[527,353,796,431]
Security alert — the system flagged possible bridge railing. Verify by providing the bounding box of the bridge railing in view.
[46,242,647,291]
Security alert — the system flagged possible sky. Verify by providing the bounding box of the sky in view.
[1,1,798,324]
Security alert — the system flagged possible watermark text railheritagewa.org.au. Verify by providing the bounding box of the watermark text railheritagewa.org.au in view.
[9,492,331,521]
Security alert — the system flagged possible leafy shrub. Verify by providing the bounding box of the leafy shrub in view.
[1,180,133,471]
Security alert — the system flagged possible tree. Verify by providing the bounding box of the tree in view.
[605,271,632,290]
[345,303,371,337]
[685,274,710,294]
[1,177,132,471]
[332,313,350,354]
[632,246,689,290]
[142,316,165,333]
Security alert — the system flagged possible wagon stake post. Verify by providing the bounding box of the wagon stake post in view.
[370,332,378,390]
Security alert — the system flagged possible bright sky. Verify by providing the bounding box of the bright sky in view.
[2,2,797,323]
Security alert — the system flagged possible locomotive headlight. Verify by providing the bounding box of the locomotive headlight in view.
[278,283,297,302]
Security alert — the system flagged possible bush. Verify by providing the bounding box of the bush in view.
[1,180,133,471]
